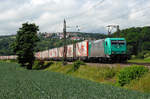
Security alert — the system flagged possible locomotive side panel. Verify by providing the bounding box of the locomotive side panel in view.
[89,39,105,57]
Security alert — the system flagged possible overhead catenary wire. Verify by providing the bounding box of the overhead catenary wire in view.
[29,0,105,34]
[66,0,106,20]
[28,0,150,34]
[44,0,106,33]
[75,0,150,33]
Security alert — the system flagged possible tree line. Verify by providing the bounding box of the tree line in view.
[0,25,150,59]
[114,26,150,58]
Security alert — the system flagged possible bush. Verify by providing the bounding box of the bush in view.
[73,60,85,71]
[103,67,116,79]
[144,51,150,58]
[9,60,17,63]
[33,61,54,70]
[137,50,150,59]
[32,60,44,70]
[131,55,136,59]
[117,65,149,86]
[137,52,145,59]
[42,61,54,69]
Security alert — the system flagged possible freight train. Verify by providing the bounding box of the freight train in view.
[0,38,127,63]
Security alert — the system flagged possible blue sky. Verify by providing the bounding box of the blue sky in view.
[0,0,150,35]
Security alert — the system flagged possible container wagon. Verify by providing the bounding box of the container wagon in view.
[0,38,127,63]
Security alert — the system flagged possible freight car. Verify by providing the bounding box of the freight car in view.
[36,38,127,63]
[0,38,127,63]
[0,55,17,60]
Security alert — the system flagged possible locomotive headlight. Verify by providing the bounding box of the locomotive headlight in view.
[122,51,126,54]
[112,51,115,54]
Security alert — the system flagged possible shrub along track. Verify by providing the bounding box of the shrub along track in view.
[0,62,150,99]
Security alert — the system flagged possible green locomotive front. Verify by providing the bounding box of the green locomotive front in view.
[88,38,127,62]
[104,38,127,62]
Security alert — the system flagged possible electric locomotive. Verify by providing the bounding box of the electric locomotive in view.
[88,38,127,62]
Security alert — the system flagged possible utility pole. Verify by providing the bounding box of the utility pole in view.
[107,26,112,37]
[106,25,120,37]
[116,25,120,37]
[63,19,67,65]
[62,19,80,65]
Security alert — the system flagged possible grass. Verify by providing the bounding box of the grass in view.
[72,66,118,83]
[128,57,150,63]
[125,72,150,93]
[46,62,123,84]
[0,61,150,98]
[46,61,150,93]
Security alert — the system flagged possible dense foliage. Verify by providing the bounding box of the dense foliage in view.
[117,65,149,86]
[73,60,85,71]
[12,23,39,69]
[113,26,150,58]
[0,62,150,98]
[32,60,53,70]
[75,32,107,40]
[0,36,15,55]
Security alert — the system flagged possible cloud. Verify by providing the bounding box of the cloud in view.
[0,0,150,35]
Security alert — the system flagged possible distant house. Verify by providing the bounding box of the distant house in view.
[71,37,81,40]
[45,33,53,38]
[58,33,64,39]
[41,32,85,40]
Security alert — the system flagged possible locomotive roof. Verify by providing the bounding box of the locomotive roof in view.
[106,38,125,40]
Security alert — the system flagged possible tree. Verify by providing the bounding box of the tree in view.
[13,23,39,69]
[113,26,150,58]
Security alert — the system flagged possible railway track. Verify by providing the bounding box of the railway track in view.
[68,61,150,67]
[125,62,150,67]
[84,62,150,68]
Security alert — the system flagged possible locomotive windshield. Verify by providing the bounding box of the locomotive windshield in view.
[111,40,125,45]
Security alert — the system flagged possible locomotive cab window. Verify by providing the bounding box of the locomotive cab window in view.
[111,40,125,45]
[118,40,125,45]
[106,42,107,46]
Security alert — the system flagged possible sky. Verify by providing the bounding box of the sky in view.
[0,0,150,35]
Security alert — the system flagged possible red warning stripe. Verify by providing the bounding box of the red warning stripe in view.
[87,41,88,57]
